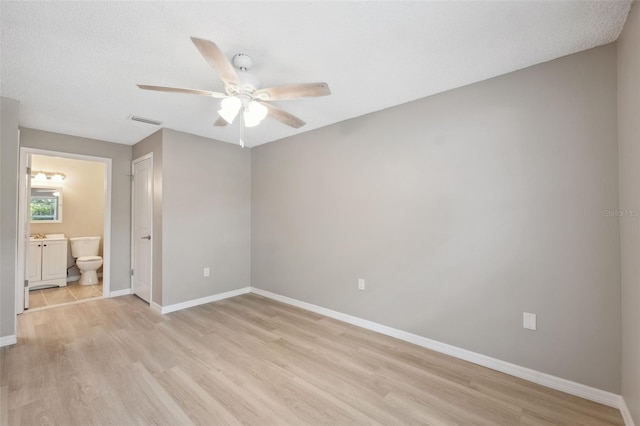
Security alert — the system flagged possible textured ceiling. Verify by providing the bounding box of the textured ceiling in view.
[0,1,632,147]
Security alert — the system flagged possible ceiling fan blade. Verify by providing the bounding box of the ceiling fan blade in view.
[260,102,306,129]
[253,83,331,101]
[214,116,229,126]
[137,84,226,98]
[190,37,241,88]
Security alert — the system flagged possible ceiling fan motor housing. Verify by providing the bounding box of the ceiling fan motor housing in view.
[231,54,261,93]
[238,71,260,93]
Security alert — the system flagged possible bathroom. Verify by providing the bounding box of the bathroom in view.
[27,154,106,309]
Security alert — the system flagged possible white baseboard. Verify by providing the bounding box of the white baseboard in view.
[150,301,162,314]
[249,287,625,413]
[109,288,132,298]
[621,399,636,426]
[157,287,251,315]
[0,335,17,347]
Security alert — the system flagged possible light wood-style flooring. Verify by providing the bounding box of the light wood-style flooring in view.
[0,293,624,425]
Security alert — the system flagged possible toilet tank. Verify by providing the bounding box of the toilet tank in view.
[70,236,101,258]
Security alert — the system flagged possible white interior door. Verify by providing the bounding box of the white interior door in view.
[22,152,32,310]
[132,155,153,303]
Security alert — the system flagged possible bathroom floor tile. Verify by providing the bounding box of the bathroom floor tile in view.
[42,287,76,305]
[28,291,46,309]
[69,283,102,299]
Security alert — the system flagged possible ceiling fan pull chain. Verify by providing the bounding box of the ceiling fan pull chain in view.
[239,109,245,148]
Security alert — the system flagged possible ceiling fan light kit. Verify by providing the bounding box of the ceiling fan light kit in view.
[243,101,268,127]
[138,37,331,147]
[218,96,242,123]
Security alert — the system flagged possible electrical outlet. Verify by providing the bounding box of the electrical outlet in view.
[523,312,537,331]
[204,267,210,277]
[358,278,365,290]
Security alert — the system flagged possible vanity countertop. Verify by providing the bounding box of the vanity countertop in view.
[30,235,67,242]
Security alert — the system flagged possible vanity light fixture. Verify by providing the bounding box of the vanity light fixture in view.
[31,171,66,182]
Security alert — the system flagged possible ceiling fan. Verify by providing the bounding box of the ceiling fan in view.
[138,37,331,147]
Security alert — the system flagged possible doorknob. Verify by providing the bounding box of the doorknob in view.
[141,235,151,240]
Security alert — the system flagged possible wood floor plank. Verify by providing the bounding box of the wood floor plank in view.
[0,385,8,426]
[156,366,243,425]
[0,293,624,426]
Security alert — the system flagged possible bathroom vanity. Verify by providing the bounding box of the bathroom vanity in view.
[29,236,67,289]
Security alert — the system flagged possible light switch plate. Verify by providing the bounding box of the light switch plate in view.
[523,312,537,331]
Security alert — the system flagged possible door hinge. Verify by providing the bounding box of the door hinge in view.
[26,166,31,176]
[24,279,28,288]
[131,269,134,276]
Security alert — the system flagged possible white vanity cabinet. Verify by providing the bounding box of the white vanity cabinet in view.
[29,238,67,288]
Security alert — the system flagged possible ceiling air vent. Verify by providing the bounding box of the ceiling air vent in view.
[128,115,163,126]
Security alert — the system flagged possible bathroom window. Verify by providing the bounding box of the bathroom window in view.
[30,186,63,223]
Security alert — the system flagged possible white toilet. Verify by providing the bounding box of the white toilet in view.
[69,236,103,285]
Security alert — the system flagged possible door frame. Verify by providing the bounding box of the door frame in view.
[131,153,153,304]
[16,147,113,314]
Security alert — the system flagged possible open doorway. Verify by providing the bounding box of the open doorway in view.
[16,148,112,313]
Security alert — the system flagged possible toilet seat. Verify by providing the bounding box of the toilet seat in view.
[77,255,102,262]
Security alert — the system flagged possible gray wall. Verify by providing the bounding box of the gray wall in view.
[133,130,163,305]
[618,2,640,422]
[20,128,132,293]
[162,129,251,305]
[0,97,20,338]
[252,44,621,392]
